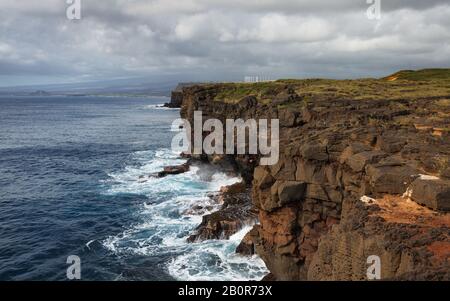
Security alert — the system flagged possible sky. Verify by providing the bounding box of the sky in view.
[0,0,449,87]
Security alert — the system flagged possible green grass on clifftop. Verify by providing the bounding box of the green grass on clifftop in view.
[210,69,450,104]
[383,68,450,81]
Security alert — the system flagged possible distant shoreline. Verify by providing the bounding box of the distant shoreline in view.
[0,94,171,98]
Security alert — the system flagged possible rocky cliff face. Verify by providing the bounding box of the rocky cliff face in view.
[177,76,450,280]
[166,83,211,108]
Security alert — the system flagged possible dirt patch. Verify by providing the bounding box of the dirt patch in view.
[367,195,450,228]
[428,241,450,263]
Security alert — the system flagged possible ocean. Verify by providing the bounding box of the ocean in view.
[0,96,267,281]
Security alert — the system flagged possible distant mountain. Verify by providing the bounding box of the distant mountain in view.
[29,90,51,96]
[0,77,180,97]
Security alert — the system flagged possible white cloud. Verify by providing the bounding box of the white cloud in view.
[0,0,449,85]
[237,14,331,42]
[0,42,13,56]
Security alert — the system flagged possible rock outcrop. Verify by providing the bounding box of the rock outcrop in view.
[177,75,450,280]
[188,182,257,242]
[165,83,211,108]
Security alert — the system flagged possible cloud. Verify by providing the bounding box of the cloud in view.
[0,0,449,86]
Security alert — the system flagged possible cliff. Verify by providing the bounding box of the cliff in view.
[178,69,450,280]
[166,82,212,108]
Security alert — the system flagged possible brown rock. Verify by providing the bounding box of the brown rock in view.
[188,187,257,242]
[366,164,418,195]
[279,109,299,127]
[295,160,331,185]
[346,151,387,172]
[326,216,340,227]
[178,79,450,281]
[236,226,259,255]
[441,167,450,179]
[277,181,307,205]
[261,273,277,281]
[220,181,246,194]
[376,135,407,153]
[300,144,328,161]
[409,177,450,211]
[339,143,372,164]
[305,184,343,203]
[187,210,244,242]
[253,166,275,190]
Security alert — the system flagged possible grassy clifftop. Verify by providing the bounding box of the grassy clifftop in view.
[207,69,450,104]
[384,68,450,81]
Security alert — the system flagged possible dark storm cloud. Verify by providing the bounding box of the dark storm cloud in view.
[0,0,449,86]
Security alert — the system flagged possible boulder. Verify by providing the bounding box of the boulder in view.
[376,134,407,153]
[409,178,450,211]
[366,164,418,195]
[236,226,259,255]
[346,151,387,172]
[187,210,243,242]
[277,181,307,205]
[258,180,307,211]
[157,163,190,177]
[278,109,300,127]
[253,166,275,190]
[305,184,343,203]
[296,160,325,184]
[339,143,372,164]
[188,187,257,242]
[220,181,246,194]
[300,144,328,161]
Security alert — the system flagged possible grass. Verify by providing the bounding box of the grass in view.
[214,81,287,104]
[207,69,450,104]
[383,68,450,81]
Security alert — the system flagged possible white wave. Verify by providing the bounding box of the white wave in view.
[101,147,267,280]
[104,148,189,195]
[229,225,253,242]
[208,172,242,191]
[144,104,180,110]
[167,227,268,281]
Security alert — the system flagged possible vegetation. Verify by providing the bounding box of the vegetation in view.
[213,81,287,104]
[383,68,450,81]
[209,69,450,104]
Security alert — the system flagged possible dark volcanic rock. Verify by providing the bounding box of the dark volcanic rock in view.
[188,185,257,242]
[157,163,190,177]
[138,162,191,181]
[164,91,183,108]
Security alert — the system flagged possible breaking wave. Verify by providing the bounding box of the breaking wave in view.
[144,104,180,110]
[102,148,268,280]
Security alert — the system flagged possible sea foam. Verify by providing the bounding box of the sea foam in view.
[102,148,268,280]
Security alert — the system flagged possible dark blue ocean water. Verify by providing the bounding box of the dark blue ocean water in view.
[0,96,267,281]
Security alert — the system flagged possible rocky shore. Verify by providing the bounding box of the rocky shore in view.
[148,156,258,244]
[169,69,450,280]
